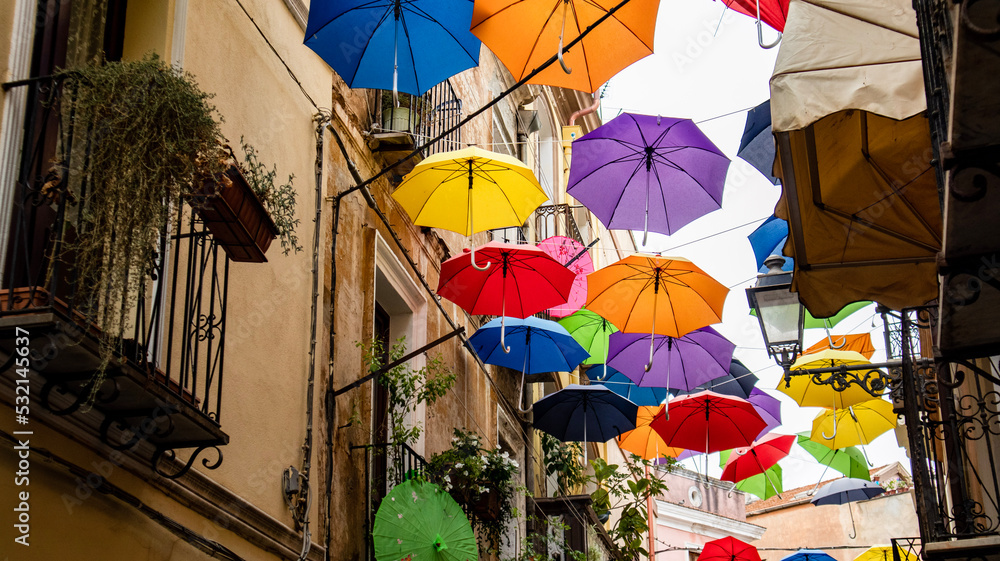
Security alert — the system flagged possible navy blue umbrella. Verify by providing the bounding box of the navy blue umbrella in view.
[532,384,638,451]
[738,100,780,185]
[305,0,481,96]
[683,359,758,399]
[748,215,793,273]
[584,366,667,406]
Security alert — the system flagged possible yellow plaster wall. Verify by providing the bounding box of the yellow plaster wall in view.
[122,0,173,60]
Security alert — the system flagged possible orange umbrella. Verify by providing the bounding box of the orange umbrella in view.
[470,0,660,93]
[586,255,728,371]
[617,405,685,460]
[805,333,876,359]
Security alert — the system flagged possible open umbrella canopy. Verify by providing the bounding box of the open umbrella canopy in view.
[781,550,836,561]
[796,432,869,479]
[585,366,667,406]
[533,384,639,443]
[748,387,782,438]
[558,309,619,366]
[305,0,481,96]
[567,113,730,242]
[470,0,660,92]
[470,316,589,374]
[607,327,735,390]
[651,391,766,453]
[854,546,918,561]
[720,433,795,483]
[698,536,762,561]
[617,404,685,460]
[687,358,759,399]
[373,479,478,561]
[748,215,792,272]
[805,333,876,359]
[811,477,885,506]
[537,236,595,318]
[810,399,897,450]
[738,100,780,185]
[777,350,877,409]
[720,452,783,499]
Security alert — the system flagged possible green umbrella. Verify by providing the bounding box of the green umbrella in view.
[373,479,478,561]
[795,433,870,480]
[557,309,619,368]
[750,301,871,329]
[720,449,783,499]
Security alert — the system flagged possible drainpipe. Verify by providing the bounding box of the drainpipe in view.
[568,88,601,126]
[647,464,657,561]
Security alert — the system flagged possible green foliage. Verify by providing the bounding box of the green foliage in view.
[541,433,587,492]
[426,428,522,555]
[358,336,455,447]
[586,456,671,561]
[237,138,301,255]
[501,516,585,561]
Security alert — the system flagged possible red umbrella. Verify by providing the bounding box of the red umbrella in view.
[722,0,788,32]
[437,241,575,349]
[651,390,766,453]
[698,536,762,561]
[720,432,795,484]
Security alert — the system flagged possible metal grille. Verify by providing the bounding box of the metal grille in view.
[534,204,584,244]
[371,81,463,156]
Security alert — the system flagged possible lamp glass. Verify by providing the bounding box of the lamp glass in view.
[756,287,802,347]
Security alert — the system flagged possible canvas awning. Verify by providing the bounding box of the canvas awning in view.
[770,0,942,317]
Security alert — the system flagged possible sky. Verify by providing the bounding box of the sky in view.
[594,0,910,492]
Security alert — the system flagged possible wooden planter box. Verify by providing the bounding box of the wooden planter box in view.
[188,164,278,263]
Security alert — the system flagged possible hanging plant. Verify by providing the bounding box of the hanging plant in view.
[237,138,302,255]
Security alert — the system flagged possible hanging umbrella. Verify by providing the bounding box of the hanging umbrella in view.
[720,433,795,493]
[738,100,780,185]
[796,433,870,480]
[558,309,619,368]
[699,536,762,561]
[651,391,766,454]
[567,113,730,244]
[781,550,837,561]
[437,241,575,350]
[777,350,876,409]
[854,546,918,561]
[305,1,481,96]
[751,300,872,329]
[811,478,886,539]
[373,479,478,561]
[587,255,728,374]
[810,399,897,450]
[537,236,595,318]
[470,0,660,92]
[718,0,788,47]
[533,384,639,452]
[719,452,783,499]
[392,147,548,268]
[748,215,792,272]
[748,387,782,438]
[684,358,758,399]
[585,366,667,406]
[805,333,876,360]
[470,316,589,410]
[606,327,735,390]
[616,405,685,460]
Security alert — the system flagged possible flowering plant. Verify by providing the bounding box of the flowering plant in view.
[427,428,521,553]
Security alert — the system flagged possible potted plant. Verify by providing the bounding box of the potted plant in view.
[380,90,425,133]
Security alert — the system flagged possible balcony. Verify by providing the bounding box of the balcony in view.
[355,442,427,561]
[534,204,585,244]
[0,75,229,478]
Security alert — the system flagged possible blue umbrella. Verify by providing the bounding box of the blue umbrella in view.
[738,100,780,185]
[781,550,836,561]
[532,384,638,461]
[748,215,793,273]
[304,0,481,96]
[584,366,667,406]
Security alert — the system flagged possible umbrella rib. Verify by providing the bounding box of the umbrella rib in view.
[406,3,481,63]
[581,0,655,50]
[605,159,650,227]
[397,14,424,97]
[518,1,563,79]
[306,0,389,40]
[342,6,397,86]
[567,0,595,90]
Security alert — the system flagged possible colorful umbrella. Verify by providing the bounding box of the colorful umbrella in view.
[698,536,762,561]
[373,479,478,561]
[585,366,667,406]
[781,550,836,561]
[587,255,728,373]
[617,405,685,460]
[748,387,782,438]
[650,391,766,454]
[537,236,595,318]
[749,300,872,329]
[533,385,639,459]
[305,1,480,96]
[392,147,548,267]
[686,359,759,399]
[796,433,870,480]
[748,215,792,272]
[854,546,918,561]
[810,399,897,450]
[811,477,886,539]
[437,241,575,350]
[738,100,780,185]
[721,0,788,47]
[607,327,735,390]
[470,0,660,92]
[720,433,795,490]
[719,453,783,499]
[558,309,619,367]
[777,350,876,409]
[567,113,730,243]
[805,333,876,360]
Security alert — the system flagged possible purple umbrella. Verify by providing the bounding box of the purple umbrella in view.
[566,113,730,244]
[607,327,735,390]
[748,387,782,439]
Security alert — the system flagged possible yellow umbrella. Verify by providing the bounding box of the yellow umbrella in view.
[811,399,896,450]
[391,147,547,269]
[777,350,876,409]
[617,405,685,460]
[854,545,918,561]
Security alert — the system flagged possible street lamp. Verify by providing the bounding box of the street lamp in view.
[746,254,803,369]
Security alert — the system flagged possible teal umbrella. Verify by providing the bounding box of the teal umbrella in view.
[796,433,870,480]
[373,479,478,561]
[720,449,783,500]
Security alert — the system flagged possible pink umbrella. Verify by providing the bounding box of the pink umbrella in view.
[537,236,594,318]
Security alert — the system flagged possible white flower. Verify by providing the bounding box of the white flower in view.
[455,462,464,469]
[482,487,490,493]
[443,475,451,482]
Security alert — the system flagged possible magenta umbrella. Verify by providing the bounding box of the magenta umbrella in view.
[606,327,735,390]
[537,235,594,318]
[566,113,730,244]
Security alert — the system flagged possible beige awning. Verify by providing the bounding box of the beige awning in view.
[770,0,942,318]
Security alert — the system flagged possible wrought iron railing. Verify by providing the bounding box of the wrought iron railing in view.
[1,74,228,425]
[489,225,528,245]
[534,204,584,244]
[913,0,953,200]
[371,81,463,156]
[357,442,427,561]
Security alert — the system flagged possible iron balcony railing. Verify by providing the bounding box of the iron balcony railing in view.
[1,75,229,457]
[371,81,463,157]
[356,442,427,561]
[534,204,584,244]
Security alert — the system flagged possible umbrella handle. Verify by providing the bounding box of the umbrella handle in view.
[756,2,781,48]
[644,298,656,372]
[500,314,511,354]
[848,503,858,539]
[822,402,838,440]
[517,367,532,413]
[470,243,492,271]
[558,0,573,74]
